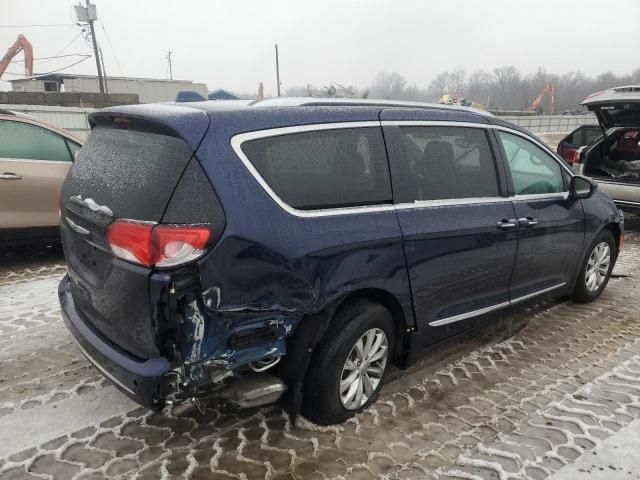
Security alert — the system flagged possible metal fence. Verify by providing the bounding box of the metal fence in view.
[1,104,599,140]
[0,103,94,140]
[501,114,598,133]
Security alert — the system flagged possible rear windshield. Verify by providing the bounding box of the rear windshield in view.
[64,124,194,221]
[241,127,392,210]
[597,103,640,127]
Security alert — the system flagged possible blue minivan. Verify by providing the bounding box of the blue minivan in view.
[58,98,623,425]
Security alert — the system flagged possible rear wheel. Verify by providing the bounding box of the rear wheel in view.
[572,230,616,303]
[302,299,395,425]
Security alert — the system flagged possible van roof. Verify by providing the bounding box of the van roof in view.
[177,96,495,118]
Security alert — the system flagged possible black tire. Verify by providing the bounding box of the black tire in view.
[572,229,616,303]
[301,299,395,425]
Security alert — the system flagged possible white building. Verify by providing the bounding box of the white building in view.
[10,74,208,103]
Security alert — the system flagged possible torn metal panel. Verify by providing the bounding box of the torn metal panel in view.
[177,290,304,375]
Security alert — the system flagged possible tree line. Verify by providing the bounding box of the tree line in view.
[280,67,640,113]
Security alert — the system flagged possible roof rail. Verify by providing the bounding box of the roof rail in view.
[250,97,493,116]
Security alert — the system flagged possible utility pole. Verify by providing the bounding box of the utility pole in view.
[167,50,173,80]
[99,46,108,93]
[275,44,280,97]
[76,0,105,93]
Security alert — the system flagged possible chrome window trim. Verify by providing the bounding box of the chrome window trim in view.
[231,121,573,218]
[429,282,567,327]
[230,121,395,218]
[513,192,570,202]
[380,120,491,129]
[394,196,511,210]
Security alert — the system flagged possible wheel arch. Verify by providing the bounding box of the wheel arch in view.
[337,288,410,361]
[605,221,622,257]
[276,287,411,419]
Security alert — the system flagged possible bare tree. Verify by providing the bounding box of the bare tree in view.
[280,65,640,112]
[444,68,466,95]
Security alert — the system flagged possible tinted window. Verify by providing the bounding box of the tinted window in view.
[583,127,601,145]
[497,131,566,195]
[0,120,72,162]
[64,124,195,222]
[386,126,500,202]
[66,140,81,160]
[242,127,392,210]
[567,126,601,146]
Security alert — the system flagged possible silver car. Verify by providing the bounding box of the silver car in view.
[568,86,640,212]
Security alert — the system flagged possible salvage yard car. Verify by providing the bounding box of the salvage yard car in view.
[561,86,640,212]
[58,97,623,425]
[0,109,82,245]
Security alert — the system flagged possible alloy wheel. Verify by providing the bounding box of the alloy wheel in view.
[339,327,388,410]
[585,241,611,292]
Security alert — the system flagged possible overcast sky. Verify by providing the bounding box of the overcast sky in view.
[2,0,639,95]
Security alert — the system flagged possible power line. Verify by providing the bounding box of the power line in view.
[0,24,76,27]
[52,31,86,58]
[100,21,123,76]
[9,53,93,64]
[3,56,91,77]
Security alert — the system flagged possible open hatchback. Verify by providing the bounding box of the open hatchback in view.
[570,86,640,211]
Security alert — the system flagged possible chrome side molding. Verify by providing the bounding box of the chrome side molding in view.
[429,282,567,327]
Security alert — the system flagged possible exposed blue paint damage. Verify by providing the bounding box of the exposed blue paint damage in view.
[177,288,304,384]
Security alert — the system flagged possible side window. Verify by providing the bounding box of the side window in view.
[386,126,500,202]
[241,127,392,210]
[583,127,601,145]
[0,120,72,162]
[497,131,566,195]
[66,140,82,160]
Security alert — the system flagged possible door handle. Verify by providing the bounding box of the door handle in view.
[496,218,518,229]
[518,216,539,227]
[0,172,22,180]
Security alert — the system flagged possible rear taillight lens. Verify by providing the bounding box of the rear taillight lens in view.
[107,220,210,268]
[571,149,582,165]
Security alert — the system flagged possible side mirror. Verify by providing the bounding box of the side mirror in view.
[569,175,597,200]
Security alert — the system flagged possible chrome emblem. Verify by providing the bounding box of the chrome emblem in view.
[65,216,90,235]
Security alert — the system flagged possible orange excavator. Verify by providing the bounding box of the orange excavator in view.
[527,82,556,114]
[0,35,34,80]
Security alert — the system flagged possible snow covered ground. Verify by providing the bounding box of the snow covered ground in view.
[1,240,640,479]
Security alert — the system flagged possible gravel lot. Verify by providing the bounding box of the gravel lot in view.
[1,234,640,480]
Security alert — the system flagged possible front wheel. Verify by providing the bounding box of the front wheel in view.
[302,299,395,425]
[572,230,616,303]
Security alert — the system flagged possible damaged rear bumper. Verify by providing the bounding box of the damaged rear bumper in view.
[58,274,171,409]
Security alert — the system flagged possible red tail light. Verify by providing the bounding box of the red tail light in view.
[107,220,211,268]
[571,149,582,165]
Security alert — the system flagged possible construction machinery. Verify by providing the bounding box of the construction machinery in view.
[438,94,485,110]
[307,83,361,98]
[527,83,556,114]
[0,35,33,80]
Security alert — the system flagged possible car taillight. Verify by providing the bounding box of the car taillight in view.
[106,220,211,268]
[571,149,582,165]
